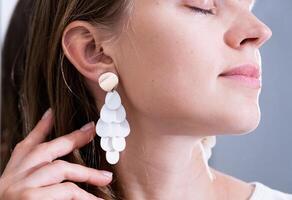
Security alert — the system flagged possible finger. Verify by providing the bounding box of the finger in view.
[20,121,96,170]
[24,107,54,146]
[19,182,104,200]
[2,108,54,176]
[19,160,112,188]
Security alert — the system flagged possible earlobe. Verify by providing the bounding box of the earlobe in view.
[61,20,116,81]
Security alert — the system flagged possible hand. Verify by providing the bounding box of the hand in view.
[0,108,112,200]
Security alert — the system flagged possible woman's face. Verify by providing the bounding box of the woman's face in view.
[111,0,272,136]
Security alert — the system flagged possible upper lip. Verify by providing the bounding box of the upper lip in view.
[219,63,261,79]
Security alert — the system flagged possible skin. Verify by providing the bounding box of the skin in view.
[0,0,272,199]
[0,109,110,199]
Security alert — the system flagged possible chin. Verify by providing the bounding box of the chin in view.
[218,106,261,135]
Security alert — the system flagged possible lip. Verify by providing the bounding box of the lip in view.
[219,64,261,89]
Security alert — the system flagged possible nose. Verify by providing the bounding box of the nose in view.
[224,12,273,50]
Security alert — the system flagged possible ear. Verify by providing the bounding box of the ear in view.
[62,20,117,83]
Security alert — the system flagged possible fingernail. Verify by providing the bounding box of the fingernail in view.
[80,122,94,132]
[101,170,113,179]
[42,108,52,119]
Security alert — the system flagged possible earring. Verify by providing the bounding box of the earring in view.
[200,136,216,181]
[201,136,216,160]
[95,72,130,165]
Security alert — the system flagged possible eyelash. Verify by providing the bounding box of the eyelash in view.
[188,6,214,15]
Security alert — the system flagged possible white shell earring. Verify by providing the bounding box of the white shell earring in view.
[96,72,130,165]
[200,136,217,181]
[201,136,216,160]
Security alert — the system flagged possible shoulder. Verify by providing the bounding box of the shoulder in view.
[210,168,292,200]
[211,168,257,200]
[249,181,292,200]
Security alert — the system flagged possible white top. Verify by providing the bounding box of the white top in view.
[249,182,292,200]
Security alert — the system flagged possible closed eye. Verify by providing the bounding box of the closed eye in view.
[187,6,215,15]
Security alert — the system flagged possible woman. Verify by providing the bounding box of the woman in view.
[1,0,291,199]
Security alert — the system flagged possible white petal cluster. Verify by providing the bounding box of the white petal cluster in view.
[95,90,130,164]
[201,136,216,160]
[200,136,217,181]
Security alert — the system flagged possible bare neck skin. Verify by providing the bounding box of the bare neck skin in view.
[113,108,257,200]
[114,114,218,200]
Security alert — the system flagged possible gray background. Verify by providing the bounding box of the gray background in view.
[211,0,292,193]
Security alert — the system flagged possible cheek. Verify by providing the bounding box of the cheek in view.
[115,3,221,122]
[117,28,217,120]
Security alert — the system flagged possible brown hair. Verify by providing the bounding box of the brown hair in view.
[1,0,133,199]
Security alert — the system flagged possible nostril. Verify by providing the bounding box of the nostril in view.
[240,38,258,45]
[240,39,248,45]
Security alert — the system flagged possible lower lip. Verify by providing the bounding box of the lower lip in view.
[219,75,261,89]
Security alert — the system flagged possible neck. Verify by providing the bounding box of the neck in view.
[114,114,217,200]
